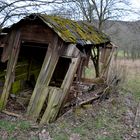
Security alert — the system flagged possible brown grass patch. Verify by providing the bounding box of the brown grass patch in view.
[118,59,140,100]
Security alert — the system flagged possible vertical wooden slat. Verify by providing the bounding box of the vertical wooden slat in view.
[1,31,16,62]
[32,51,60,119]
[27,35,63,121]
[0,30,21,110]
[40,54,81,124]
[100,47,114,79]
[27,47,52,115]
[40,87,63,124]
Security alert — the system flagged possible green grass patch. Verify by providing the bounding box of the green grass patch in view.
[124,75,140,101]
[0,120,31,133]
[116,50,131,59]
[0,120,17,133]
[17,121,31,130]
[72,126,87,136]
[84,67,95,79]
[96,136,121,140]
[116,50,125,58]
[53,133,68,140]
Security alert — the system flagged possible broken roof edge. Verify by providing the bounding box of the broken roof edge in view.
[0,13,111,46]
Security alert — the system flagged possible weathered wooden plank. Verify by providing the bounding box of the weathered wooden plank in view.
[62,44,79,58]
[26,46,52,116]
[27,35,64,120]
[0,30,21,110]
[40,87,63,124]
[1,31,16,62]
[32,52,60,119]
[33,41,64,116]
[100,47,115,79]
[21,24,54,44]
[60,55,81,106]
[2,110,22,118]
[40,50,81,124]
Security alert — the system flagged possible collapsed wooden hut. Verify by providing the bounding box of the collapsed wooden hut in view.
[0,14,114,124]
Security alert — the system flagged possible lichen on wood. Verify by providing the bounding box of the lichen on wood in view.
[40,14,109,45]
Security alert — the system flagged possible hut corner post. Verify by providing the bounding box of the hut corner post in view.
[0,30,21,110]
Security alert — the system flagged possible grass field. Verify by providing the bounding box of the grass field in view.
[118,59,140,100]
[0,58,139,140]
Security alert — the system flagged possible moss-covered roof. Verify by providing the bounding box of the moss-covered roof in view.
[1,14,110,45]
[38,14,109,45]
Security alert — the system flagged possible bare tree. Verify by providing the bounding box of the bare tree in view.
[0,0,63,28]
[60,0,132,30]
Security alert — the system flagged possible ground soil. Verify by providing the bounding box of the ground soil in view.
[0,90,139,140]
[0,59,139,140]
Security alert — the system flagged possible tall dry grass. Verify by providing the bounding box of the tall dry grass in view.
[118,59,140,100]
[83,57,140,101]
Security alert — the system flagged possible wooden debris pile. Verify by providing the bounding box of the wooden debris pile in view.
[63,81,109,113]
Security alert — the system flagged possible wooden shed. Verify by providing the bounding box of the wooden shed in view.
[0,14,112,124]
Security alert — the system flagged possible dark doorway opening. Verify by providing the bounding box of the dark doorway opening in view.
[49,57,71,87]
[7,41,48,113]
[14,41,48,91]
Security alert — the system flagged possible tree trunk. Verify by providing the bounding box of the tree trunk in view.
[91,47,100,77]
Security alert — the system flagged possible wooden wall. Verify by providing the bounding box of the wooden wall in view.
[0,20,82,124]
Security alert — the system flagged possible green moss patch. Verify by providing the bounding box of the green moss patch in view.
[40,14,109,45]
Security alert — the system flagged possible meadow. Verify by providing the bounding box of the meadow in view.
[119,59,140,100]
[0,58,140,140]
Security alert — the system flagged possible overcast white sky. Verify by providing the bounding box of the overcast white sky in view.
[131,0,140,8]
[2,0,140,27]
[128,0,140,21]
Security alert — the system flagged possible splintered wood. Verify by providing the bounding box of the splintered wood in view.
[67,82,106,108]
